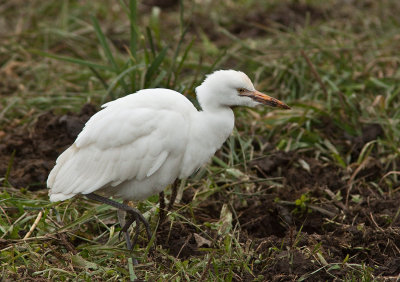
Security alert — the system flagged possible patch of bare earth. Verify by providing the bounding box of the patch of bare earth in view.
[1,106,399,280]
[0,104,97,189]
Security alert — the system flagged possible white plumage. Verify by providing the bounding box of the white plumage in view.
[48,70,289,202]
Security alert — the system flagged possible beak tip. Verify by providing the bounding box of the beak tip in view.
[251,90,291,110]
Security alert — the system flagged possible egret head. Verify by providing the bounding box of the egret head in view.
[196,70,290,110]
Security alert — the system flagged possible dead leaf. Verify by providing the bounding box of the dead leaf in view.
[218,204,232,235]
[194,233,212,248]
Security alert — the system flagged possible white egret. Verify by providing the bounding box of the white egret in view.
[47,69,289,258]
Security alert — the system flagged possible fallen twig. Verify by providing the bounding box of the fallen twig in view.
[23,210,43,239]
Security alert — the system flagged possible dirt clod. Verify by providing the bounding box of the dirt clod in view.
[1,105,399,280]
[0,103,97,189]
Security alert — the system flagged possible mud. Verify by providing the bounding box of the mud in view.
[0,104,97,189]
[1,106,399,280]
[229,2,327,38]
[158,145,399,279]
[154,119,399,279]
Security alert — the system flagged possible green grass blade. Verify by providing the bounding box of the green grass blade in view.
[117,0,129,16]
[167,26,189,87]
[91,15,130,93]
[91,16,119,72]
[149,70,167,88]
[179,0,184,34]
[88,67,109,90]
[144,47,168,88]
[129,0,138,60]
[206,49,227,73]
[33,50,112,71]
[357,140,377,164]
[175,38,195,80]
[105,64,145,101]
[4,150,16,186]
[128,258,137,281]
[146,27,156,57]
[90,15,119,72]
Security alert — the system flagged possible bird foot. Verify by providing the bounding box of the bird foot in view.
[118,211,143,250]
[122,206,152,242]
[85,193,152,255]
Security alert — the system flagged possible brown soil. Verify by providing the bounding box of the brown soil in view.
[1,106,399,280]
[229,2,328,38]
[189,2,328,45]
[0,104,97,189]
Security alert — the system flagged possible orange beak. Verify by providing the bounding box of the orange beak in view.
[241,90,290,109]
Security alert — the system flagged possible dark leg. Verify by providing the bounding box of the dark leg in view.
[167,179,179,211]
[121,230,138,266]
[85,193,152,261]
[159,191,166,224]
[116,201,136,263]
[120,212,141,248]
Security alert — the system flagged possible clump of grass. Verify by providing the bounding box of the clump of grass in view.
[36,0,216,104]
[1,0,400,281]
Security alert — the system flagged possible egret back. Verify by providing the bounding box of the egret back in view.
[48,89,195,201]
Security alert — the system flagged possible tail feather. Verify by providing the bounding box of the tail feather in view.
[47,144,79,202]
[49,192,75,202]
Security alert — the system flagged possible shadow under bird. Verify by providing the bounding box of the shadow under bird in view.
[47,69,290,262]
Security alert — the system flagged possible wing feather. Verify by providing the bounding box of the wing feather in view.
[146,151,169,177]
[48,91,193,201]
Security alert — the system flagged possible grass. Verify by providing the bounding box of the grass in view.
[1,0,400,281]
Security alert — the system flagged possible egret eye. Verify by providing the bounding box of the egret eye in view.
[238,88,246,94]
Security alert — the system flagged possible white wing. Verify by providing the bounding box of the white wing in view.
[48,90,193,201]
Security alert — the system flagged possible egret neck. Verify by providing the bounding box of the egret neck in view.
[179,89,235,179]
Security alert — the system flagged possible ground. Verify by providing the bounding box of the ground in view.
[1,0,400,281]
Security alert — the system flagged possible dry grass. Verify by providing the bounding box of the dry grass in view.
[1,0,400,280]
